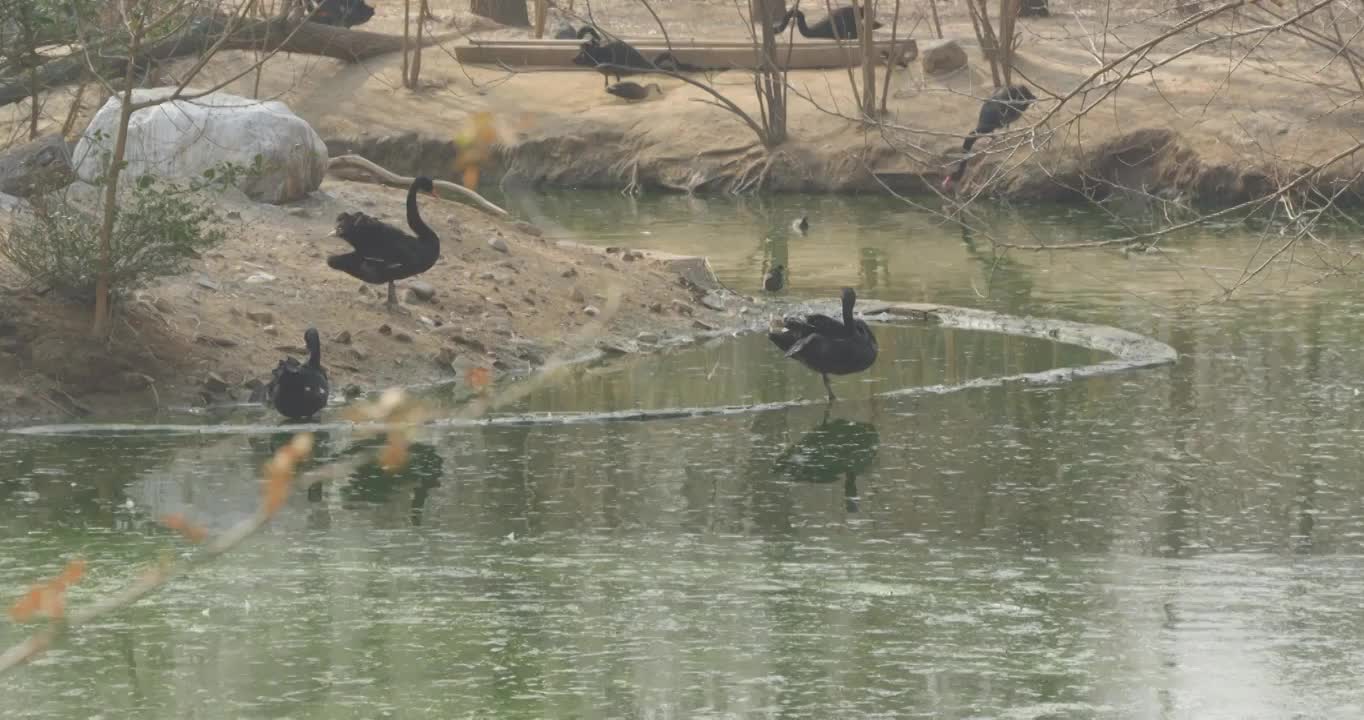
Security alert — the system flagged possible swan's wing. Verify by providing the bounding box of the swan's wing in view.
[801,313,848,336]
[334,212,415,258]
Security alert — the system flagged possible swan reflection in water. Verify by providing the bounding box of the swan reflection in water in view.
[773,416,880,512]
[337,440,443,526]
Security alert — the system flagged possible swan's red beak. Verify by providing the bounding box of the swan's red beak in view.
[941,176,954,192]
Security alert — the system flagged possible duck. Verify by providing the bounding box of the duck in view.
[326,176,440,311]
[606,81,663,101]
[263,328,329,420]
[768,287,878,402]
[772,5,882,40]
[943,85,1037,192]
[764,264,785,292]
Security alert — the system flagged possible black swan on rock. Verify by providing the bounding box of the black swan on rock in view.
[943,85,1037,191]
[768,287,878,402]
[263,328,330,420]
[606,81,663,101]
[304,0,375,28]
[327,176,440,310]
[773,5,882,40]
[764,264,785,292]
[574,27,700,88]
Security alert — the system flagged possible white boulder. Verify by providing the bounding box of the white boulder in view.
[72,88,328,204]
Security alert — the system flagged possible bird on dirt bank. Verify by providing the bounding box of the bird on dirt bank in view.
[764,264,785,292]
[606,81,664,102]
[773,4,882,39]
[326,176,441,312]
[942,85,1037,192]
[792,214,809,234]
[768,287,878,403]
[262,328,330,420]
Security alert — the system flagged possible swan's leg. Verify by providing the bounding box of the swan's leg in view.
[822,374,836,403]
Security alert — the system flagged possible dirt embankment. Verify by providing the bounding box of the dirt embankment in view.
[273,0,1364,207]
[0,178,752,426]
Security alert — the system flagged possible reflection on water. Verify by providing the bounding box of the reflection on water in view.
[4,193,1364,717]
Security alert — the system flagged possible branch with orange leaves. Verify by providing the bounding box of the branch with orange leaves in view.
[0,389,428,675]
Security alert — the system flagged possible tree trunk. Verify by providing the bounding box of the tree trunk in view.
[0,16,451,109]
[92,12,145,338]
[750,0,786,25]
[470,0,530,27]
[402,0,411,87]
[857,0,876,117]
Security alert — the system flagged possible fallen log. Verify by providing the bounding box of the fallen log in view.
[327,154,510,217]
[0,15,461,109]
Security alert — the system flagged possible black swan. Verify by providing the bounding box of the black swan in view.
[773,6,882,40]
[943,85,1037,191]
[768,287,878,402]
[1020,0,1049,17]
[792,214,809,233]
[304,0,375,28]
[554,23,582,39]
[607,81,663,101]
[263,328,330,420]
[764,264,785,292]
[574,27,699,88]
[327,176,441,310]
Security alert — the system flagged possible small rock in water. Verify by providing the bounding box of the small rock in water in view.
[350,348,368,361]
[379,324,393,336]
[287,207,310,218]
[244,272,275,284]
[358,284,373,296]
[195,276,220,291]
[246,310,273,324]
[394,332,414,343]
[700,293,726,311]
[194,333,237,348]
[225,211,242,220]
[488,237,510,254]
[478,271,497,281]
[623,250,644,262]
[332,330,352,345]
[513,220,543,237]
[344,384,364,399]
[598,338,638,355]
[153,297,174,315]
[263,324,278,336]
[692,319,717,331]
[561,267,578,279]
[648,302,665,314]
[407,280,436,301]
[636,331,660,344]
[583,305,600,317]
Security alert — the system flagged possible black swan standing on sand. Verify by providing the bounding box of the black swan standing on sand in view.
[326,176,441,310]
[304,0,374,28]
[943,85,1037,192]
[764,264,785,292]
[263,328,330,420]
[574,27,700,89]
[768,287,878,402]
[773,5,882,40]
[606,81,663,101]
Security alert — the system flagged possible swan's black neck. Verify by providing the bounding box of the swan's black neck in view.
[306,331,322,369]
[793,9,813,37]
[842,292,856,326]
[406,182,435,243]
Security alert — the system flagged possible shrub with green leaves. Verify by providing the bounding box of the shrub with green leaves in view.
[0,174,228,302]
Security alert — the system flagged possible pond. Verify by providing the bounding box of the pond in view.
[4,191,1364,718]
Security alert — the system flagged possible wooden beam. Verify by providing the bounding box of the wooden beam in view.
[456,38,917,70]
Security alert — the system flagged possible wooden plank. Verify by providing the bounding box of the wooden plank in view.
[455,38,916,70]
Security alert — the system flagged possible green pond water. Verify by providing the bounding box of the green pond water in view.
[4,191,1364,719]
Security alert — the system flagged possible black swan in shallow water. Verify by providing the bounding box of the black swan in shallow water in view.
[263,328,330,420]
[773,6,882,40]
[327,176,440,310]
[943,85,1037,191]
[768,287,878,402]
